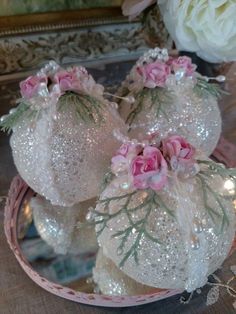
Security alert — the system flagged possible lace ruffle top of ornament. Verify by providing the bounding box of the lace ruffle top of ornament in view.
[118,48,227,126]
[91,133,236,268]
[0,61,107,133]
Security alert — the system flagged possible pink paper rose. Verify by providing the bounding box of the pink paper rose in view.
[131,146,168,190]
[20,75,47,99]
[137,61,171,88]
[111,144,141,175]
[162,135,196,170]
[117,143,142,158]
[170,56,197,76]
[54,66,104,96]
[53,68,81,93]
[117,143,131,157]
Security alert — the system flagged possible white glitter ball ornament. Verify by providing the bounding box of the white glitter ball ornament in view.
[93,248,160,296]
[8,63,126,206]
[118,48,222,156]
[95,173,235,292]
[31,195,98,255]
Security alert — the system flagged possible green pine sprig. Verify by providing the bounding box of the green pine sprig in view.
[94,189,175,267]
[58,92,105,124]
[0,102,36,134]
[126,87,172,128]
[198,160,236,186]
[196,173,229,233]
[194,77,229,99]
[196,159,236,232]
[0,92,105,133]
[87,159,234,267]
[100,170,114,193]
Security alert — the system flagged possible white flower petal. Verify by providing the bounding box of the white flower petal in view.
[159,0,236,63]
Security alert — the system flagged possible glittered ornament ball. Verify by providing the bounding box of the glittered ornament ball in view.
[94,136,235,292]
[118,48,223,156]
[31,195,98,255]
[3,62,126,206]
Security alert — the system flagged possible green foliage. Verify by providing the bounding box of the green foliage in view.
[196,159,236,232]
[194,78,229,99]
[100,171,114,193]
[0,102,35,134]
[126,87,171,128]
[93,159,235,266]
[196,173,229,233]
[0,92,105,133]
[58,92,105,124]
[198,160,236,187]
[93,189,175,267]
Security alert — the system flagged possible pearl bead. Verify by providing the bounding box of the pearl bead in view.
[175,69,185,81]
[86,210,95,222]
[162,48,168,55]
[117,248,123,255]
[120,181,130,190]
[190,234,200,250]
[124,96,135,104]
[131,139,138,145]
[9,108,17,115]
[192,218,203,234]
[216,75,226,82]
[202,76,209,82]
[0,115,7,122]
[52,113,58,121]
[49,60,56,66]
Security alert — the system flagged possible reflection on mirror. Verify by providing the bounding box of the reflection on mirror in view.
[18,194,98,293]
[17,192,163,296]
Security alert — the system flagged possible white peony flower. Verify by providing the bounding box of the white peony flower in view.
[158,0,236,63]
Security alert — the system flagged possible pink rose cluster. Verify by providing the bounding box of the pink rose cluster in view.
[111,135,196,191]
[136,56,197,89]
[20,75,48,99]
[20,66,103,100]
[168,56,197,77]
[53,67,84,93]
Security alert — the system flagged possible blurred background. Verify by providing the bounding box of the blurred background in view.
[0,0,122,15]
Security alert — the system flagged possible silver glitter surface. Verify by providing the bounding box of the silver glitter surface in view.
[119,83,222,156]
[10,102,126,206]
[31,195,98,255]
[95,175,235,292]
[93,248,159,296]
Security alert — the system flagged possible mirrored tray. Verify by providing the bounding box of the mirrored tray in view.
[4,175,181,307]
[4,136,236,307]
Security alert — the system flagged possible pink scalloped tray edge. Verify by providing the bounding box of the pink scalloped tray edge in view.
[4,136,236,307]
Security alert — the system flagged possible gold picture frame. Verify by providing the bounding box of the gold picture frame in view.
[0,7,126,36]
[0,3,149,78]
